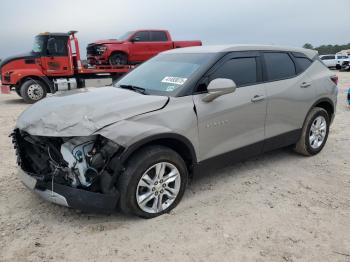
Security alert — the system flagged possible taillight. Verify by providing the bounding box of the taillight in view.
[330,75,338,85]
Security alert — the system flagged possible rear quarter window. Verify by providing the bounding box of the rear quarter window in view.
[263,52,296,81]
[295,57,313,72]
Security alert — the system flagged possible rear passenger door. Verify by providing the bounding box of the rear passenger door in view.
[149,31,173,57]
[261,51,315,151]
[193,52,267,162]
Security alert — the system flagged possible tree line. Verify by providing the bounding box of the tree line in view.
[303,43,350,55]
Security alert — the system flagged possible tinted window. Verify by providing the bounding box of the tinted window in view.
[296,57,312,72]
[210,57,258,87]
[264,52,296,81]
[336,55,348,59]
[47,36,68,56]
[321,55,335,60]
[133,31,150,41]
[151,31,168,41]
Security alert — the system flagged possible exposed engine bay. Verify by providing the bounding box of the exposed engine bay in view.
[12,129,123,194]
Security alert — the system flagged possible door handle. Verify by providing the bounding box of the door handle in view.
[251,95,265,102]
[300,82,311,88]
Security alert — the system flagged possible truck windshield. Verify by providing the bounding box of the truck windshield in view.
[115,53,215,96]
[117,31,135,41]
[32,36,46,53]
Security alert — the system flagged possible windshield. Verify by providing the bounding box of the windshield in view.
[32,35,46,53]
[117,31,135,41]
[115,53,215,96]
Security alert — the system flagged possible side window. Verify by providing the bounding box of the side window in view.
[264,52,296,81]
[47,37,68,56]
[210,57,258,87]
[150,31,168,42]
[329,55,335,59]
[296,57,312,72]
[133,31,150,42]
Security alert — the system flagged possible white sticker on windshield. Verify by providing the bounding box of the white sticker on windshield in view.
[161,76,187,85]
[166,86,177,92]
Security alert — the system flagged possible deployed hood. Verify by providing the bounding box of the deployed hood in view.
[16,87,168,137]
[90,39,125,45]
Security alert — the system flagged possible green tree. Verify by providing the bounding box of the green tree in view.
[303,43,314,49]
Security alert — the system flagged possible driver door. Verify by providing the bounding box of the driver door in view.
[41,36,73,76]
[193,52,267,162]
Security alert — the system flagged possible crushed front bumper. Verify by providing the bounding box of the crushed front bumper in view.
[18,169,119,213]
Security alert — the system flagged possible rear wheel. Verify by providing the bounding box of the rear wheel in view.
[294,107,330,156]
[109,52,128,65]
[118,146,188,218]
[20,79,47,103]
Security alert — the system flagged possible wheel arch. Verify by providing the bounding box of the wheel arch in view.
[16,75,54,93]
[109,50,129,60]
[120,133,198,174]
[302,97,334,128]
[312,98,334,121]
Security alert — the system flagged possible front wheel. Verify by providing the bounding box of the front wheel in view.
[294,107,330,156]
[109,53,128,65]
[118,146,188,218]
[20,79,47,103]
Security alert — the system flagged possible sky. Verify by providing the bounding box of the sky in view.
[0,0,349,59]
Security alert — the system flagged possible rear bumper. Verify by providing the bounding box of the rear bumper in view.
[18,169,119,213]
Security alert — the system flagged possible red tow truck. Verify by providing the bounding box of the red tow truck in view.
[87,29,202,65]
[0,31,134,103]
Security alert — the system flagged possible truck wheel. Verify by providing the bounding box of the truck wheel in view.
[118,145,188,218]
[294,107,330,156]
[109,53,128,65]
[15,86,22,97]
[20,79,47,103]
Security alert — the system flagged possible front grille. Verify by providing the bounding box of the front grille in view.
[11,129,66,176]
[342,61,349,66]
[87,44,100,56]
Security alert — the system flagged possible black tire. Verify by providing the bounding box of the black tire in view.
[336,64,341,70]
[294,107,330,156]
[109,52,128,65]
[15,86,22,97]
[118,145,188,218]
[20,79,47,103]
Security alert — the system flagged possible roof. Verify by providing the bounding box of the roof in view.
[164,44,318,59]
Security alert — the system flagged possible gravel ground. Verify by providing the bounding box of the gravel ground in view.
[0,72,349,262]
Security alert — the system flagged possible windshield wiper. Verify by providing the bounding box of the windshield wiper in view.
[118,84,147,95]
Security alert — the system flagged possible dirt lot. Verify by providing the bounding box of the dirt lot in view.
[0,73,349,262]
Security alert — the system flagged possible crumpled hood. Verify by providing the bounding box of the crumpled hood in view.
[16,87,168,137]
[90,39,125,45]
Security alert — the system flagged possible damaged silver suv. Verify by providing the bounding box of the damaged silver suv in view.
[12,45,338,218]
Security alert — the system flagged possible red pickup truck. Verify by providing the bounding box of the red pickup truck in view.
[87,29,202,65]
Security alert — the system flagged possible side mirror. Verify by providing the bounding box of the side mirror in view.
[47,37,58,55]
[202,78,236,102]
[130,36,140,42]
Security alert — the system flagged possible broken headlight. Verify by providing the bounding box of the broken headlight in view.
[60,136,120,188]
